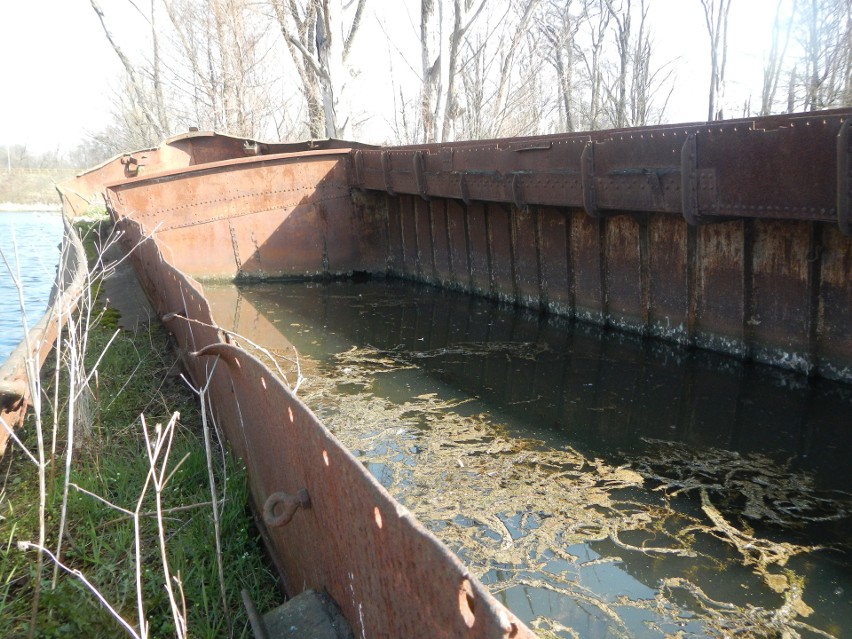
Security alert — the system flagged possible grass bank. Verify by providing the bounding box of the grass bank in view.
[0,219,280,637]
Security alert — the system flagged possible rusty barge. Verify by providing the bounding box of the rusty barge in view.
[1,108,850,637]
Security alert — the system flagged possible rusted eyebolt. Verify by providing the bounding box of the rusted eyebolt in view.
[263,488,311,528]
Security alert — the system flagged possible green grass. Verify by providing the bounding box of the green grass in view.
[0,220,280,637]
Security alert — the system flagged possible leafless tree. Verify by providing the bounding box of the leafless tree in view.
[89,0,166,145]
[574,1,612,129]
[98,77,171,153]
[419,0,487,142]
[625,0,675,126]
[760,0,794,115]
[490,0,542,132]
[798,0,851,110]
[84,0,849,152]
[457,1,545,139]
[90,0,287,145]
[541,0,671,132]
[149,0,170,135]
[602,0,631,127]
[160,0,281,137]
[700,0,733,120]
[541,0,581,132]
[758,0,850,114]
[270,0,367,138]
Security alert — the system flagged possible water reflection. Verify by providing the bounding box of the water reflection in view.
[205,278,852,638]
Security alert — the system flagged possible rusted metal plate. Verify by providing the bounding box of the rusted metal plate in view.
[353,109,852,232]
[536,206,572,314]
[511,206,541,307]
[105,151,358,280]
[816,226,852,380]
[647,214,689,342]
[399,194,419,278]
[695,115,841,222]
[415,198,435,278]
[446,199,471,286]
[112,214,534,639]
[487,205,514,302]
[47,110,852,634]
[82,111,849,381]
[748,220,813,372]
[385,194,404,273]
[693,222,747,356]
[591,131,684,214]
[570,214,606,324]
[431,200,453,285]
[838,117,852,234]
[349,190,389,274]
[59,132,363,216]
[465,202,491,296]
[603,215,644,332]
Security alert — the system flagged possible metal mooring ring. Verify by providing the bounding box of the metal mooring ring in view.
[263,488,311,528]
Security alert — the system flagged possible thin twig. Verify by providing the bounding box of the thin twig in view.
[185,358,231,634]
[168,313,303,391]
[0,417,39,466]
[19,541,141,639]
[52,320,78,588]
[2,231,48,638]
[148,412,187,639]
[68,482,133,516]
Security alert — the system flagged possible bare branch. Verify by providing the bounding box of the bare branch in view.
[343,0,367,60]
[89,0,165,139]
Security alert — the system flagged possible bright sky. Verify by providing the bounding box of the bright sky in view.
[0,1,122,153]
[0,0,778,155]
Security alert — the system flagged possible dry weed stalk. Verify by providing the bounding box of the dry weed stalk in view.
[1,228,50,639]
[161,311,304,393]
[2,219,204,638]
[182,357,232,636]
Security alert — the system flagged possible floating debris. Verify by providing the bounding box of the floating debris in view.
[288,345,846,637]
[632,439,852,527]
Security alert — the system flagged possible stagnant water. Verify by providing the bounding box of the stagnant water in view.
[204,278,852,639]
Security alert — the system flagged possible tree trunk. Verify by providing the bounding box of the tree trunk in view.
[701,0,732,121]
[420,0,487,142]
[760,0,793,115]
[271,0,365,139]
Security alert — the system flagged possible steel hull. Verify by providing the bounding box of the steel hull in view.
[42,111,852,637]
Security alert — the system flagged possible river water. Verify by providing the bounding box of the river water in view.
[0,211,64,365]
[206,278,852,639]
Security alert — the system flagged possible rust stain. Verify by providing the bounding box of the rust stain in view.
[22,109,850,637]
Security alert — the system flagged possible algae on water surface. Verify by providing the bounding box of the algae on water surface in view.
[209,279,852,639]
